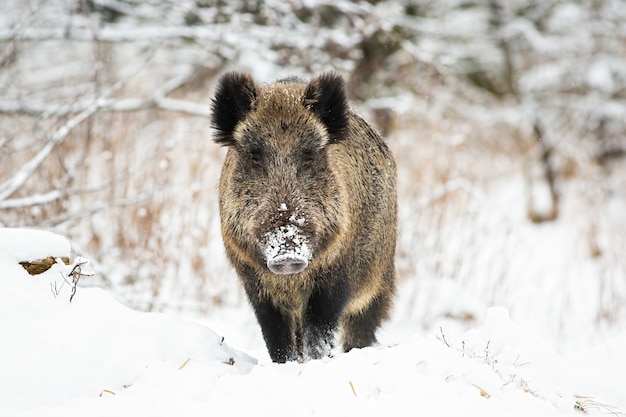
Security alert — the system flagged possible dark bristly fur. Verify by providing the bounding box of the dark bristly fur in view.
[302,73,349,142]
[211,71,397,363]
[211,72,257,146]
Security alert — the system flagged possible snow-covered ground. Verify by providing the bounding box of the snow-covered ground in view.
[1,1,625,415]
[1,228,624,417]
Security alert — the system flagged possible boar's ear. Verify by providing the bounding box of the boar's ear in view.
[302,72,349,143]
[211,72,257,146]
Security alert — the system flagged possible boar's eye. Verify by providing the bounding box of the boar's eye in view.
[248,149,264,170]
[299,149,316,172]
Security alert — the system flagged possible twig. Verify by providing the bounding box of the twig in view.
[50,281,62,298]
[348,381,357,397]
[178,358,191,370]
[439,326,451,348]
[99,389,116,397]
[57,258,92,302]
[574,395,625,416]
[66,262,82,303]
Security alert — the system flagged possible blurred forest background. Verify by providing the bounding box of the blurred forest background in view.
[1,0,625,347]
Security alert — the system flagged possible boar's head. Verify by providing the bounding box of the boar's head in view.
[211,72,350,275]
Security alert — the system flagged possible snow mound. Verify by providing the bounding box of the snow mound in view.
[0,227,70,261]
[0,229,623,417]
[0,233,255,415]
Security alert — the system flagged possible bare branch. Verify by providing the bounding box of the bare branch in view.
[488,0,560,222]
[36,187,166,229]
[0,100,100,202]
[0,151,169,211]
[0,96,211,118]
[0,41,16,67]
[0,26,224,43]
[0,190,63,209]
[0,76,131,202]
[0,175,129,209]
[154,97,211,117]
[64,257,93,302]
[0,48,192,204]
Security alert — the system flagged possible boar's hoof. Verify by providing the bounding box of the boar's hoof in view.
[267,254,309,275]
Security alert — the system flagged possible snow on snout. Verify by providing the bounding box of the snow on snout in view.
[263,224,312,274]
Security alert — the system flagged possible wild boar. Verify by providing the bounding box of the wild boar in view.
[211,71,397,362]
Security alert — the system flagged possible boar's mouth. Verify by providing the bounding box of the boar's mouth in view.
[263,224,312,275]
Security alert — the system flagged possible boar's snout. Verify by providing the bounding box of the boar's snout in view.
[263,224,312,275]
[267,255,308,275]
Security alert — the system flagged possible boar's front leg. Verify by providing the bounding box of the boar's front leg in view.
[342,267,395,352]
[303,282,348,360]
[252,300,295,363]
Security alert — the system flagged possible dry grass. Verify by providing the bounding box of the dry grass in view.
[574,396,625,416]
[0,46,235,310]
[1,14,625,336]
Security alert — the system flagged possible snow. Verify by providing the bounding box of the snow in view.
[2,0,626,415]
[1,228,624,417]
[263,224,312,272]
[0,227,70,261]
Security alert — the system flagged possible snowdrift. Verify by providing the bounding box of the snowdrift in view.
[0,228,623,417]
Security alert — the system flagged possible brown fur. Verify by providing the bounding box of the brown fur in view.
[211,72,397,362]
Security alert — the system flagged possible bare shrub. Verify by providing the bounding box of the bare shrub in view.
[1,0,625,341]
